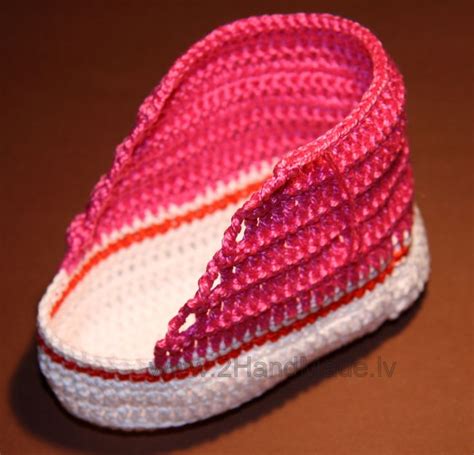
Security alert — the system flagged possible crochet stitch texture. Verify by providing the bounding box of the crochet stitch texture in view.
[37,13,429,428]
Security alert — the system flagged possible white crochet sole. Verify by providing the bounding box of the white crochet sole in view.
[38,207,429,430]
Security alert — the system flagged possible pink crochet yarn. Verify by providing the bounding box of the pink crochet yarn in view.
[60,14,412,374]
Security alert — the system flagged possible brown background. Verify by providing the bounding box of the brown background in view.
[1,1,472,454]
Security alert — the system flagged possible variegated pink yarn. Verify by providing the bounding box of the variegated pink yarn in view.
[60,14,412,374]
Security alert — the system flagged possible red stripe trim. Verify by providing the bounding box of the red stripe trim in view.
[38,244,409,383]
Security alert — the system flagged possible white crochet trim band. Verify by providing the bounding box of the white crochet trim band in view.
[38,206,429,430]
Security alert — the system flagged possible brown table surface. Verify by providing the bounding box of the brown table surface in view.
[1,1,472,454]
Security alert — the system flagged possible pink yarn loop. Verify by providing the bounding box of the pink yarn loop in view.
[151,14,409,363]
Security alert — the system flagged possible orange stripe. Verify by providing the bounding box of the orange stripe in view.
[39,244,409,382]
[50,179,265,318]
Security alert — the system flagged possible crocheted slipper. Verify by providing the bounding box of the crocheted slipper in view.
[37,13,430,429]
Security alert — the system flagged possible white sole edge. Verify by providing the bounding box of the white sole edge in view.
[38,207,429,430]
